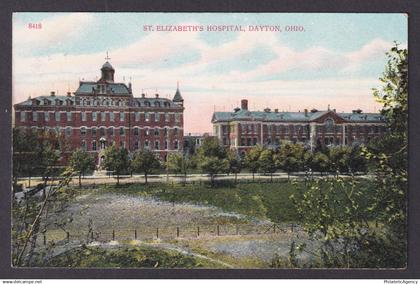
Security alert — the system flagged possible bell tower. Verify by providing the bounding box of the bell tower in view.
[100,52,115,83]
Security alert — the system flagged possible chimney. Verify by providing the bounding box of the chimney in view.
[241,99,248,110]
[304,109,308,117]
[264,107,271,113]
[155,93,159,98]
[67,91,71,97]
[128,82,132,94]
[274,109,279,113]
[141,93,146,98]
[50,91,55,97]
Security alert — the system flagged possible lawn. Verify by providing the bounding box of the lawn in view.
[98,178,376,223]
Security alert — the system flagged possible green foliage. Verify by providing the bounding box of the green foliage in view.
[244,145,263,180]
[69,148,96,188]
[43,245,222,268]
[275,142,304,179]
[166,152,189,176]
[131,149,161,184]
[102,145,130,185]
[197,137,229,185]
[227,150,242,182]
[311,152,330,175]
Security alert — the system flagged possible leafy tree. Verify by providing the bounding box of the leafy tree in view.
[244,145,263,182]
[166,152,190,185]
[276,142,304,181]
[258,148,276,182]
[311,152,330,176]
[227,150,242,183]
[102,145,130,185]
[196,137,229,186]
[131,149,161,185]
[69,149,96,188]
[347,146,367,174]
[329,146,352,176]
[362,43,408,266]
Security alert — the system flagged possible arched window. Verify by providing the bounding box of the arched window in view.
[120,127,125,136]
[80,127,87,136]
[100,127,105,137]
[154,101,161,107]
[134,128,139,136]
[325,118,334,132]
[155,141,159,150]
[134,141,139,150]
[108,127,114,136]
[174,140,179,150]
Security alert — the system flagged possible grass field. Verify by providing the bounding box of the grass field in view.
[97,178,376,223]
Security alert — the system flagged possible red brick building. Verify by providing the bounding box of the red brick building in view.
[13,60,184,166]
[212,99,386,156]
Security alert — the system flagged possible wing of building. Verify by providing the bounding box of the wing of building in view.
[13,60,184,167]
[212,99,386,156]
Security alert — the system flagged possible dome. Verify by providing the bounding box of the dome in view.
[101,61,114,70]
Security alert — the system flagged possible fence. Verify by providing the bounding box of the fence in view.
[38,223,302,246]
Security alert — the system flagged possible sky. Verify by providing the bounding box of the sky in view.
[12,13,407,133]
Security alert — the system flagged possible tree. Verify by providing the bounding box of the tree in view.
[131,149,161,185]
[196,137,229,186]
[290,44,408,268]
[244,145,263,182]
[102,145,130,185]
[276,142,304,181]
[69,149,96,188]
[227,150,242,183]
[362,43,408,266]
[328,146,352,176]
[311,152,330,176]
[258,148,276,182]
[166,152,190,185]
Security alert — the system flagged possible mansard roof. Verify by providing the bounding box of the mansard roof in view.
[132,97,181,108]
[212,109,385,123]
[14,95,75,107]
[75,81,131,95]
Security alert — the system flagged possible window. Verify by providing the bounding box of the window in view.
[164,140,168,149]
[33,111,38,122]
[108,127,114,136]
[144,101,151,107]
[92,127,97,137]
[134,141,139,150]
[92,141,97,151]
[155,101,161,107]
[92,112,97,121]
[120,112,125,122]
[241,138,245,146]
[44,112,49,122]
[101,112,106,122]
[120,127,125,136]
[174,128,178,136]
[326,118,334,132]
[82,112,87,122]
[144,140,149,149]
[174,140,179,150]
[164,128,168,137]
[155,113,160,122]
[253,137,258,145]
[154,128,159,136]
[165,113,170,122]
[135,112,140,122]
[134,128,139,136]
[175,113,181,123]
[81,140,87,151]
[110,112,115,122]
[100,127,105,137]
[67,112,72,122]
[145,112,150,122]
[65,127,72,136]
[20,112,26,122]
[145,128,150,136]
[80,127,87,136]
[155,141,159,150]
[120,141,125,148]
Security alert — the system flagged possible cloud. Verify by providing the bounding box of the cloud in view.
[13,13,95,53]
[12,20,393,132]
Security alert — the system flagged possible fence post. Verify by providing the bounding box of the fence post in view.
[217,225,220,236]
[43,234,46,245]
[66,232,70,243]
[91,231,94,242]
[197,226,200,237]
[177,227,179,238]
[156,228,159,239]
[134,229,137,240]
[273,224,276,234]
[112,229,115,241]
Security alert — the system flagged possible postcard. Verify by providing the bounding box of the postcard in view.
[11,12,408,269]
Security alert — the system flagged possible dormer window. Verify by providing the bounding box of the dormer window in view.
[144,101,151,107]
[154,101,161,107]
